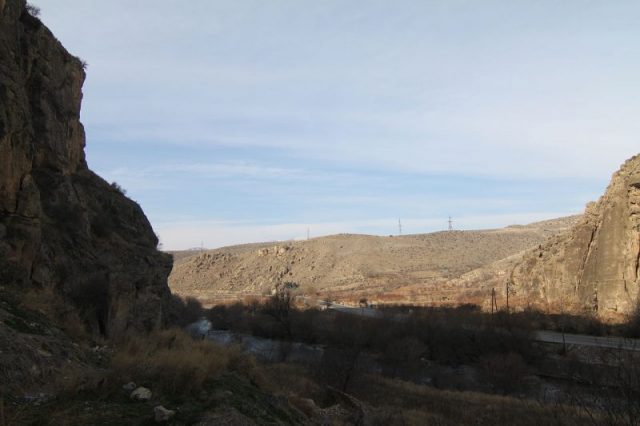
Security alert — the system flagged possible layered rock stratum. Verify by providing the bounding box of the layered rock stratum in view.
[0,0,171,336]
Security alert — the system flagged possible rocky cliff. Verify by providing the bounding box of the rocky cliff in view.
[0,0,172,336]
[453,155,640,319]
[505,155,640,318]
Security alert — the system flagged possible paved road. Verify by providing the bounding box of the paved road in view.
[326,303,640,351]
[328,303,382,318]
[535,330,640,351]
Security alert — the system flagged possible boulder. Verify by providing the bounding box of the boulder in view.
[130,387,152,401]
[122,382,137,391]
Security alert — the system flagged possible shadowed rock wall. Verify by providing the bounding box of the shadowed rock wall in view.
[0,0,172,336]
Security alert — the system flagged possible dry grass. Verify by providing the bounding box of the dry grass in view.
[351,375,588,426]
[111,328,243,397]
[262,363,324,399]
[258,363,592,425]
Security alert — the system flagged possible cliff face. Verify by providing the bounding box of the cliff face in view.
[509,155,640,318]
[0,0,172,336]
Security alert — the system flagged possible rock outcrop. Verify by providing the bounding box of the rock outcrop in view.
[507,155,640,318]
[0,0,172,336]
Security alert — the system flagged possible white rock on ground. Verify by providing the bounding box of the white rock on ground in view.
[130,387,152,401]
[154,405,176,422]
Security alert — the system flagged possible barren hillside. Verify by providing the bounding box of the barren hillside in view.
[169,216,579,305]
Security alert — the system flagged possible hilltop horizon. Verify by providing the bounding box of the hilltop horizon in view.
[165,212,583,251]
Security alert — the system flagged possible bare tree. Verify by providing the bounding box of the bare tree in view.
[567,345,640,426]
[264,284,295,339]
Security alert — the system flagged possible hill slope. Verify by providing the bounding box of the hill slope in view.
[169,216,579,305]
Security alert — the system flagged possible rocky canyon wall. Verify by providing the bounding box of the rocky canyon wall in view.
[0,0,172,336]
[509,155,640,318]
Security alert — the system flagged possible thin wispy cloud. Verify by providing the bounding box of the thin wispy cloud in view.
[34,0,639,248]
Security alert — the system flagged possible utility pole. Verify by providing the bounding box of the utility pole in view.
[398,219,402,236]
[448,216,453,231]
[491,288,498,314]
[506,280,510,313]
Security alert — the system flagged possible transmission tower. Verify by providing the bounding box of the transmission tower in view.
[398,219,402,235]
[448,216,453,231]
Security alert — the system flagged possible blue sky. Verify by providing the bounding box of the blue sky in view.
[35,1,639,249]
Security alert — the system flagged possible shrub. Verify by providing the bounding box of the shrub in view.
[263,287,295,338]
[25,3,40,17]
[169,295,204,327]
[111,328,243,398]
[383,336,427,378]
[625,306,640,337]
[77,57,89,70]
[481,352,531,394]
[110,181,127,196]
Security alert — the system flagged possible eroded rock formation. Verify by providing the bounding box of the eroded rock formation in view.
[0,0,172,336]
